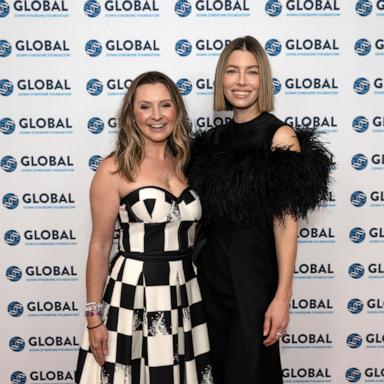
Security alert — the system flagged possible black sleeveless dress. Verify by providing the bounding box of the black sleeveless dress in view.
[75,186,213,384]
[187,112,334,384]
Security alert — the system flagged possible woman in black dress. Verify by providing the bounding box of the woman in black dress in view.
[188,36,334,383]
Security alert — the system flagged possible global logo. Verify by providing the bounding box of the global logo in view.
[4,229,21,246]
[350,191,367,207]
[348,298,364,314]
[3,193,19,209]
[352,116,369,133]
[6,266,23,282]
[349,227,366,243]
[355,0,372,16]
[9,337,25,352]
[86,79,103,96]
[351,153,368,170]
[272,78,281,94]
[0,79,14,96]
[175,0,192,17]
[1,155,17,172]
[175,39,192,57]
[346,367,362,382]
[0,117,16,134]
[265,39,282,56]
[346,333,363,349]
[8,301,24,317]
[348,263,365,279]
[176,78,192,96]
[89,155,103,171]
[0,39,12,57]
[0,0,10,17]
[354,77,370,94]
[355,38,371,56]
[10,371,27,384]
[84,0,101,17]
[88,117,104,134]
[85,39,102,57]
[265,0,282,16]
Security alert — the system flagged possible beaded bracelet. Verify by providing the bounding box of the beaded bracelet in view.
[85,302,104,317]
[87,321,103,330]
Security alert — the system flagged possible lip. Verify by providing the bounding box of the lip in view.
[231,90,252,98]
[149,123,166,129]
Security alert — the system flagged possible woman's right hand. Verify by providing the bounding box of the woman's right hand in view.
[88,322,108,366]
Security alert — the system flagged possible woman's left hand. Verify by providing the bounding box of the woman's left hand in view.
[262,296,290,347]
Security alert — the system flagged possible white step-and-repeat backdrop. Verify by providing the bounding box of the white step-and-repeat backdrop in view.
[1,1,383,383]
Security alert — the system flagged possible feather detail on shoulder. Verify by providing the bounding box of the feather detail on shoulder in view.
[187,127,335,226]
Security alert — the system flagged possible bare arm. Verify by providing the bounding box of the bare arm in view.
[85,157,120,364]
[263,125,300,347]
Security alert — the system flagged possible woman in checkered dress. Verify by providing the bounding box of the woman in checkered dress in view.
[75,72,212,384]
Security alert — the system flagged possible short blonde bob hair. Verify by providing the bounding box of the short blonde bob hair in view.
[114,71,190,182]
[214,36,274,112]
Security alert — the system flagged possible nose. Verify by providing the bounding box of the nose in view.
[237,70,246,85]
[151,105,161,120]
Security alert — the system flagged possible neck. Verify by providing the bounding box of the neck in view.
[233,108,261,124]
[143,141,171,161]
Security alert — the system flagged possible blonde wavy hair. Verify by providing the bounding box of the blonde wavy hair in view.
[114,71,190,182]
[214,36,274,113]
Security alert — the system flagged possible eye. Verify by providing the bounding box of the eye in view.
[248,69,259,75]
[225,68,237,74]
[140,104,150,110]
[161,102,172,108]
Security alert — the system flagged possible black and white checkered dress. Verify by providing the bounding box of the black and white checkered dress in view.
[76,186,212,384]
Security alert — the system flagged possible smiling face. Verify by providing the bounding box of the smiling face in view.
[133,82,177,146]
[222,49,260,120]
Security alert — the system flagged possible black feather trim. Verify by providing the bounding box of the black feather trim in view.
[187,127,335,226]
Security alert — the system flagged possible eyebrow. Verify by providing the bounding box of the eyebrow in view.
[226,64,259,68]
[137,99,173,103]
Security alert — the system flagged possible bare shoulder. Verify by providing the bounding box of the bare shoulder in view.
[90,155,120,201]
[272,125,301,152]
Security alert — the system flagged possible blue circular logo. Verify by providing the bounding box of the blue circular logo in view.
[351,153,368,170]
[88,117,104,134]
[349,227,366,243]
[6,266,22,282]
[352,116,369,133]
[176,78,193,96]
[272,78,281,95]
[356,0,372,16]
[355,38,371,56]
[0,79,13,96]
[350,191,367,207]
[1,155,17,172]
[265,39,282,56]
[0,117,16,134]
[353,77,370,95]
[346,333,363,349]
[0,0,10,18]
[0,39,12,57]
[175,39,192,57]
[8,301,24,317]
[85,39,102,57]
[89,155,103,171]
[346,367,362,382]
[10,371,27,384]
[84,0,101,17]
[347,298,364,314]
[265,0,282,16]
[175,0,192,17]
[348,263,365,279]
[4,230,21,246]
[87,79,103,96]
[3,193,19,209]
[9,337,25,352]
